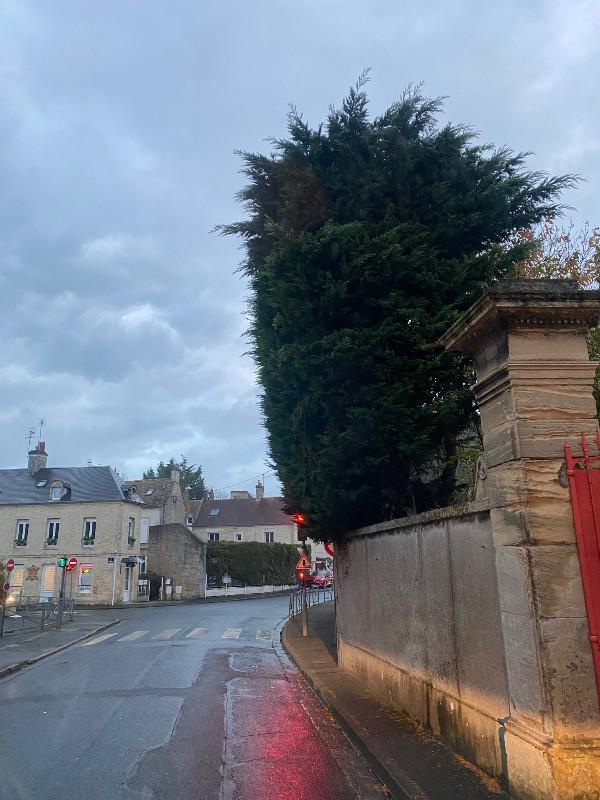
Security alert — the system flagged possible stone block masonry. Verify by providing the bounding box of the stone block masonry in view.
[147,523,206,600]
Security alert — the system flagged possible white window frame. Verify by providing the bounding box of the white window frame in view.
[140,517,149,544]
[128,517,135,539]
[50,486,62,501]
[78,564,93,594]
[264,531,274,543]
[186,515,193,526]
[15,519,29,545]
[83,518,97,544]
[46,519,60,545]
[208,532,220,542]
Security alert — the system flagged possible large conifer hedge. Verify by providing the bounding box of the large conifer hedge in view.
[222,78,573,540]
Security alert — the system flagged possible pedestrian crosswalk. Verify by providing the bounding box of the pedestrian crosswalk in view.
[79,624,274,647]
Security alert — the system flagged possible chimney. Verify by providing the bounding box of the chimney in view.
[28,441,48,475]
[255,481,264,501]
[170,466,181,484]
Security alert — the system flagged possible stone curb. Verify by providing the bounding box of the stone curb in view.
[281,617,421,800]
[81,589,293,610]
[0,618,121,680]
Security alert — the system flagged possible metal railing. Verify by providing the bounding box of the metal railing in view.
[288,585,334,618]
[0,596,74,637]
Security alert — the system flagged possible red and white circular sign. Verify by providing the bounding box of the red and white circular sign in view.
[6,559,14,573]
[67,557,78,571]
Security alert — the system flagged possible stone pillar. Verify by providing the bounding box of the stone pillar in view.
[440,280,600,800]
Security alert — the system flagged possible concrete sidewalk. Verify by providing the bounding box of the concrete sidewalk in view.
[0,610,120,678]
[282,602,507,800]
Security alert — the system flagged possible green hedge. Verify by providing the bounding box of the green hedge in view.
[206,541,302,586]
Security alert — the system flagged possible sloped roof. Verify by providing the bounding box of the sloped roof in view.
[0,466,125,505]
[193,497,294,528]
[125,479,174,508]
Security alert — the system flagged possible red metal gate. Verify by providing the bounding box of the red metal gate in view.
[565,432,600,708]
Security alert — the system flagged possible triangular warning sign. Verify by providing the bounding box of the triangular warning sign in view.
[296,553,311,570]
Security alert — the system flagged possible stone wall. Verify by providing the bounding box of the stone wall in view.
[336,502,509,778]
[337,282,600,799]
[147,523,206,599]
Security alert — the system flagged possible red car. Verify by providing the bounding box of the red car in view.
[309,570,333,588]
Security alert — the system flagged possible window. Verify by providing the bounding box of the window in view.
[9,565,24,600]
[235,532,242,542]
[128,517,135,539]
[140,518,149,544]
[83,518,96,544]
[46,519,60,545]
[36,480,48,488]
[209,508,220,516]
[78,565,93,594]
[209,532,219,542]
[15,520,29,545]
[264,531,274,543]
[172,496,177,504]
[145,488,154,496]
[186,515,193,526]
[50,486,62,501]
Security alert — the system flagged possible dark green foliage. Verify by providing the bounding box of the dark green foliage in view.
[207,541,300,586]
[139,571,161,600]
[222,78,573,540]
[143,456,206,500]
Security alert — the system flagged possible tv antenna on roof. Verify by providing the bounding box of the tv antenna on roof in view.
[38,418,45,442]
[26,428,36,450]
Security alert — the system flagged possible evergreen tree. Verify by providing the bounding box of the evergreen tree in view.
[143,456,206,500]
[222,78,574,540]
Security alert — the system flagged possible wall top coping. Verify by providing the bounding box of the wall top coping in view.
[345,498,491,540]
[439,280,600,355]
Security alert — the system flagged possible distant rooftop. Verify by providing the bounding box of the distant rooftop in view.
[0,466,126,505]
[193,496,294,528]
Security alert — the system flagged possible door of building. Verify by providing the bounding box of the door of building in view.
[40,564,56,601]
[123,565,132,603]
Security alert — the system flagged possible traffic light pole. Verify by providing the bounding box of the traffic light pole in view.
[302,585,309,637]
[57,559,67,629]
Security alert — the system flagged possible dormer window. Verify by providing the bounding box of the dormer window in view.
[50,485,62,501]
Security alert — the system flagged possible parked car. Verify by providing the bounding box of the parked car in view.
[309,569,333,588]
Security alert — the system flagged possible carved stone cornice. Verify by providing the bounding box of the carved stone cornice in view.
[440,281,600,356]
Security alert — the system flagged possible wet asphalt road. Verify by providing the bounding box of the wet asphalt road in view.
[0,596,384,800]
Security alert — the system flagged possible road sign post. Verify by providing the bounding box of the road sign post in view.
[57,555,70,629]
[296,553,311,637]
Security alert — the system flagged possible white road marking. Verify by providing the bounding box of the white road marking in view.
[118,630,148,642]
[256,629,271,640]
[222,628,242,639]
[186,627,208,638]
[152,628,181,640]
[81,632,118,647]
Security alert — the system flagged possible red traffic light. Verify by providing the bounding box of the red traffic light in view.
[292,513,305,525]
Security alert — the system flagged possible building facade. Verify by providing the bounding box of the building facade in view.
[0,442,143,605]
[191,483,297,544]
[125,468,187,575]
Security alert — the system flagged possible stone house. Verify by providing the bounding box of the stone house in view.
[0,442,144,605]
[191,482,298,545]
[125,467,187,573]
[191,481,328,565]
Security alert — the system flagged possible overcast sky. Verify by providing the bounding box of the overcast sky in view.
[0,0,598,495]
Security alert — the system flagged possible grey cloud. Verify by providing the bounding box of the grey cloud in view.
[0,0,598,497]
